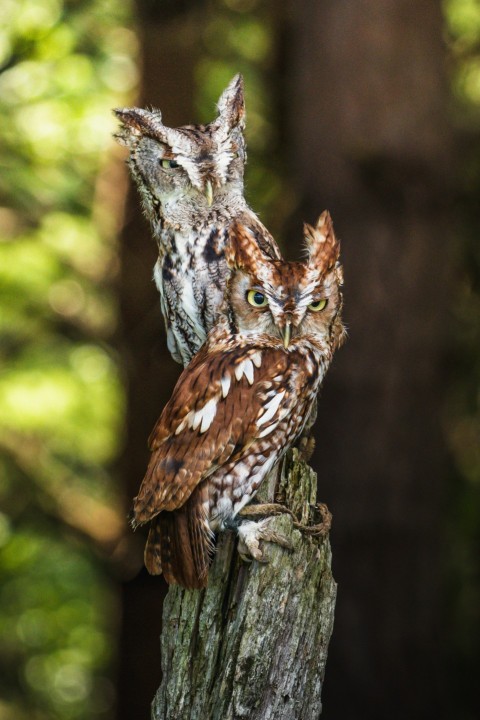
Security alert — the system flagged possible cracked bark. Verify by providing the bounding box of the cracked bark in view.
[152,449,336,720]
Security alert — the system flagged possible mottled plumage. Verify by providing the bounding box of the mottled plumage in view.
[115,74,280,365]
[131,212,345,588]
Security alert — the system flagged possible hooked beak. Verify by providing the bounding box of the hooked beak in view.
[282,321,292,349]
[205,179,214,207]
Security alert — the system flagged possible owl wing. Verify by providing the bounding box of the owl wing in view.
[143,482,213,589]
[132,343,306,526]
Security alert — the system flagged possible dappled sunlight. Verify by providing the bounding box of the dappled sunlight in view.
[445,0,480,109]
[0,0,135,717]
[0,531,119,719]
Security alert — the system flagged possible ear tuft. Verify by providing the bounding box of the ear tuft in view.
[114,107,195,155]
[225,220,266,271]
[304,210,341,274]
[216,74,245,131]
[114,107,162,133]
[113,107,165,147]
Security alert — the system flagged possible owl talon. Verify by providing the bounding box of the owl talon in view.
[237,518,293,564]
[296,434,316,462]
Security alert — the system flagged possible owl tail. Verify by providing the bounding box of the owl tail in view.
[144,484,214,589]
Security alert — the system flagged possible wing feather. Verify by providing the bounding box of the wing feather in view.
[132,343,303,526]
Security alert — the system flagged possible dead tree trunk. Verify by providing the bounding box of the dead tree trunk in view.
[153,450,336,720]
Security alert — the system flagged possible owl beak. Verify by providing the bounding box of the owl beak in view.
[282,321,292,349]
[205,180,214,206]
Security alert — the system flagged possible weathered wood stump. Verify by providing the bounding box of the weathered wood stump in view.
[152,450,337,720]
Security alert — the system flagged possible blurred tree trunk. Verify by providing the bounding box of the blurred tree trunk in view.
[116,3,202,718]
[282,2,454,718]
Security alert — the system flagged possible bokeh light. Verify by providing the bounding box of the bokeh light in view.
[0,0,135,718]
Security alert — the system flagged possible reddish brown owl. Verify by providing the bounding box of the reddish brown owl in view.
[131,212,345,588]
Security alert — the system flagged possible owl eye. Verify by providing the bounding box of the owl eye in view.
[160,158,179,169]
[246,290,269,308]
[308,298,328,312]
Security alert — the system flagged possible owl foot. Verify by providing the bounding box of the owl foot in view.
[237,519,293,563]
[296,434,316,462]
[239,502,290,518]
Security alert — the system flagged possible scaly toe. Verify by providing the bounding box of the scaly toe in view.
[237,518,293,564]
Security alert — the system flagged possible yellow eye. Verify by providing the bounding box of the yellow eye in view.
[247,290,269,308]
[308,298,328,312]
[160,158,179,169]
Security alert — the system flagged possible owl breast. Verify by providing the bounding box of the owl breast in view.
[204,342,325,531]
[154,224,229,365]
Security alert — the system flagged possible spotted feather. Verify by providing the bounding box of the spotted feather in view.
[131,214,345,588]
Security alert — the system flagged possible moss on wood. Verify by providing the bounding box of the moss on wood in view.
[153,451,336,720]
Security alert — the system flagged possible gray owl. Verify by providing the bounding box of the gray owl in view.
[115,75,280,366]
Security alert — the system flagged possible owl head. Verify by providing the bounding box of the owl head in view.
[224,212,345,351]
[114,75,246,217]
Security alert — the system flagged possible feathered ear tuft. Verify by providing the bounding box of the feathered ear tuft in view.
[113,107,164,145]
[304,210,341,276]
[113,107,194,154]
[216,74,245,131]
[225,221,267,272]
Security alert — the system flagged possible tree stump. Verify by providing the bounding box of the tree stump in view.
[152,449,337,720]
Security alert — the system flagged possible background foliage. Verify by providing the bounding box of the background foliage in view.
[443,0,480,699]
[0,0,479,718]
[0,1,135,718]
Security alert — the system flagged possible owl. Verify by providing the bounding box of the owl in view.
[131,211,345,589]
[115,74,280,366]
